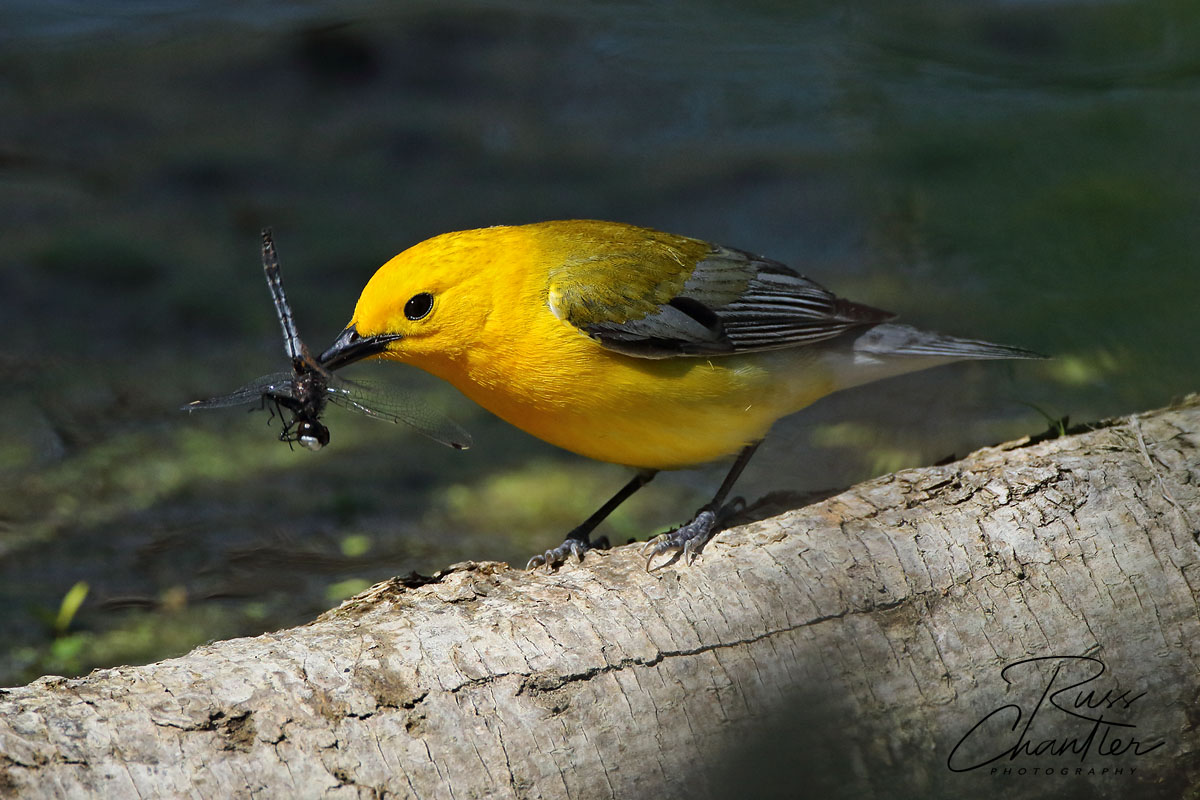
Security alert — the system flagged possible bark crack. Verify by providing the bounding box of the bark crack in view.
[515,596,908,697]
[1129,414,1198,544]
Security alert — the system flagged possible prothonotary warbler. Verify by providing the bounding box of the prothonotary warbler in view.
[317,220,1042,569]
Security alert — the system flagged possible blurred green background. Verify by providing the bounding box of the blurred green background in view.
[0,0,1196,689]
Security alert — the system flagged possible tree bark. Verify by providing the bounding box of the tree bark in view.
[2,397,1198,800]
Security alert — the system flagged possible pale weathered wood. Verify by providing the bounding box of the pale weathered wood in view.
[2,397,1198,800]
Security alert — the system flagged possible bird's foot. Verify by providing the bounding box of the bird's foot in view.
[526,535,609,571]
[642,498,746,570]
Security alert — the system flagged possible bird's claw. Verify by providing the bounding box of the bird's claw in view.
[525,536,608,571]
[642,498,747,571]
[642,509,718,570]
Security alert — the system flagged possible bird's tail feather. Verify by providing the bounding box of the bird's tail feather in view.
[817,323,1044,392]
[852,323,1046,360]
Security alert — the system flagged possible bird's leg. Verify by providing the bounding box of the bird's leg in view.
[527,469,657,570]
[643,441,762,569]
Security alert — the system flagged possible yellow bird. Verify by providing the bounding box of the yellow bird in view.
[318,220,1041,568]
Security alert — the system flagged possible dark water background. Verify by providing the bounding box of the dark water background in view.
[1,0,1197,695]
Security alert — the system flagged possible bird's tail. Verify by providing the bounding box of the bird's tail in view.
[853,323,1046,361]
[822,323,1044,392]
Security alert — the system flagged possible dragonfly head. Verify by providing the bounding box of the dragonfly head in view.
[294,418,331,451]
[319,324,402,371]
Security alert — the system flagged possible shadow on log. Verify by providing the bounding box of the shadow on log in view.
[2,397,1198,799]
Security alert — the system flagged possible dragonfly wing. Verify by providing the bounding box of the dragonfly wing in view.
[182,372,298,410]
[324,376,472,450]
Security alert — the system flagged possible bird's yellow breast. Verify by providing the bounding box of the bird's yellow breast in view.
[363,224,835,469]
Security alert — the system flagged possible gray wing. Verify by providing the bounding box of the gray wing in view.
[579,245,895,359]
[324,375,473,451]
[182,372,298,410]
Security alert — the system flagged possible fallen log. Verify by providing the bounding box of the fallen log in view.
[2,396,1197,799]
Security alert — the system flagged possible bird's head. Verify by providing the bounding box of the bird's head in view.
[319,228,506,372]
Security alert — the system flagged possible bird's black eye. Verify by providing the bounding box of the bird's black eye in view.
[404,292,433,320]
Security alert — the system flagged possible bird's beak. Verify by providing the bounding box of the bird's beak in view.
[318,324,401,371]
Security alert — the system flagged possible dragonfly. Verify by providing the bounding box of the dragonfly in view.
[183,230,471,452]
